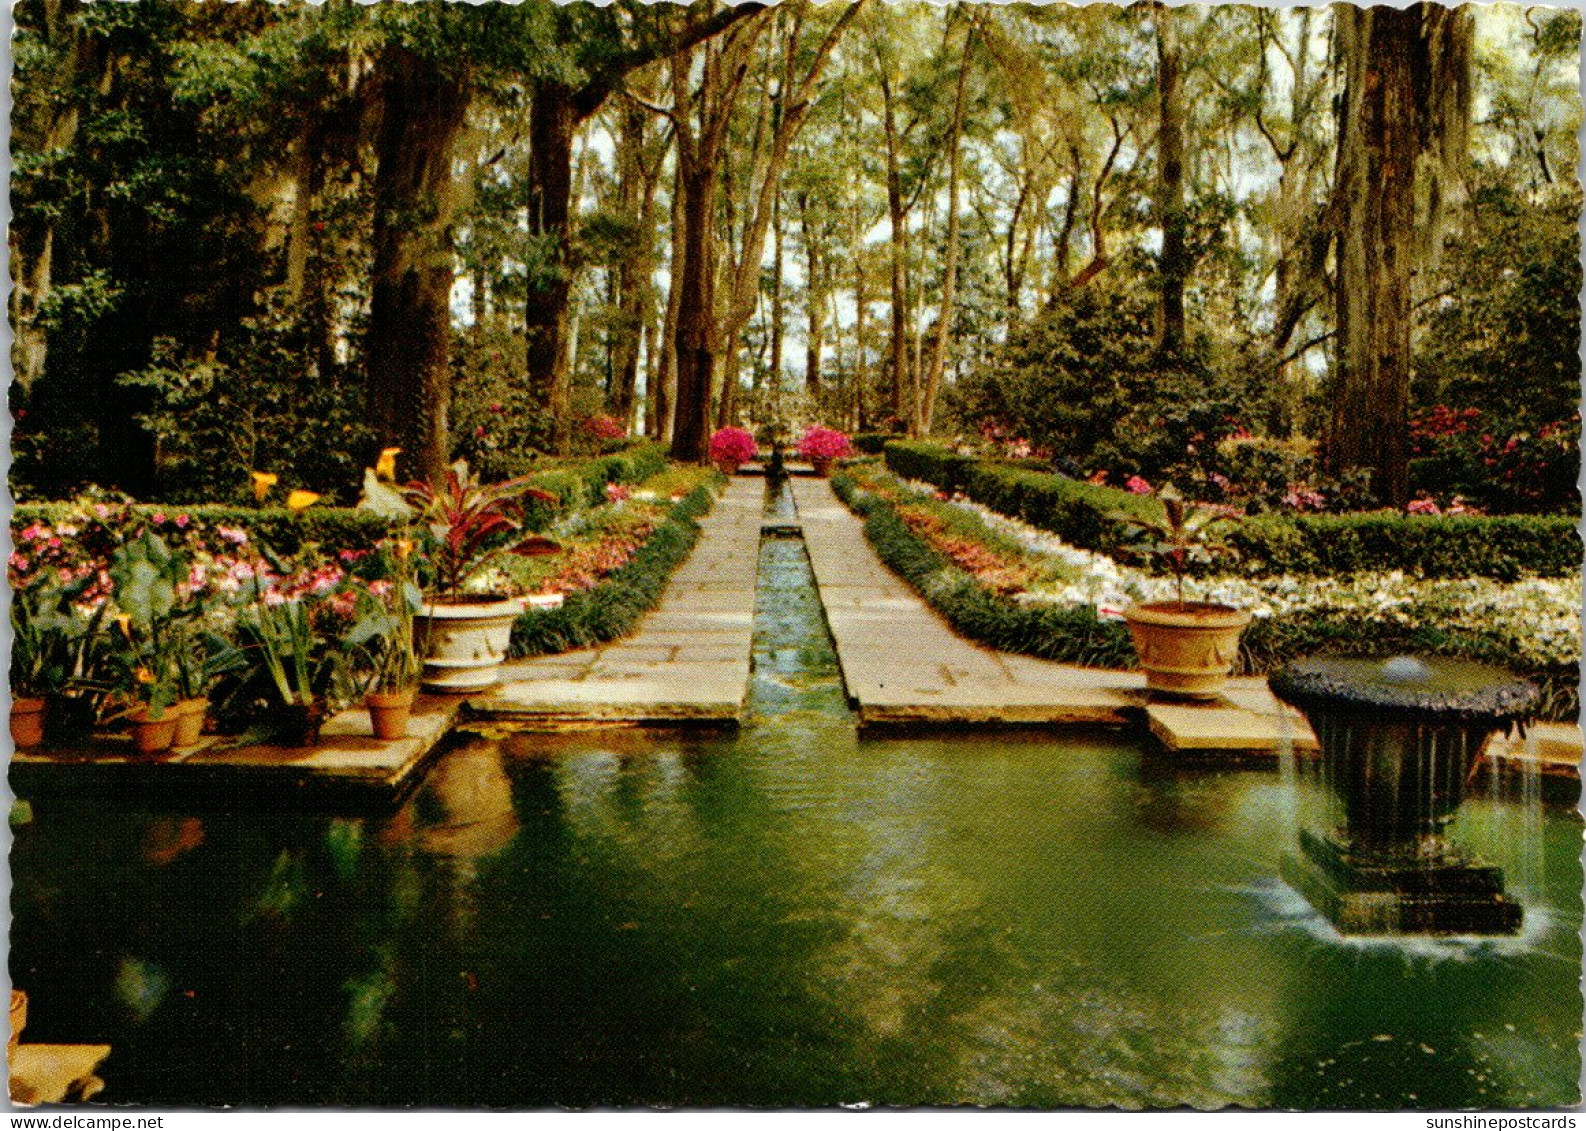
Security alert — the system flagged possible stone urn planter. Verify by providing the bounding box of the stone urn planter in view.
[10,697,46,749]
[810,457,833,478]
[366,686,417,740]
[416,596,524,692]
[1123,601,1251,698]
[714,458,742,476]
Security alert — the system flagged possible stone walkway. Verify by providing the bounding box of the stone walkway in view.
[791,476,1152,727]
[474,475,763,725]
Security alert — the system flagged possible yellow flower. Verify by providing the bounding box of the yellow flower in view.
[286,490,321,514]
[115,613,133,639]
[375,448,402,482]
[251,472,278,502]
[135,667,155,685]
[393,538,414,561]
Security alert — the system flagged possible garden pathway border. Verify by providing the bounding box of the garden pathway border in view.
[473,475,763,726]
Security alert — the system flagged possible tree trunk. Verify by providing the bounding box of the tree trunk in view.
[879,70,913,430]
[652,155,686,444]
[524,79,577,452]
[800,193,824,396]
[1329,4,1472,508]
[1155,3,1187,356]
[365,46,471,486]
[919,27,972,436]
[767,188,784,422]
[672,156,719,462]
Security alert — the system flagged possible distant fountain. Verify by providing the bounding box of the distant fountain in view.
[1269,656,1538,936]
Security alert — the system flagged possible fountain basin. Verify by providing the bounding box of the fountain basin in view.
[1270,656,1538,937]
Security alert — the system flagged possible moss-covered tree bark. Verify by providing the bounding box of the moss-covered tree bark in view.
[1329,4,1472,508]
[365,47,472,486]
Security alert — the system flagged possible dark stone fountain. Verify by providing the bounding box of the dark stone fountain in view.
[1269,656,1537,936]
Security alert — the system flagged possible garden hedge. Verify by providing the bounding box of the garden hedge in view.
[509,480,717,657]
[884,441,1580,579]
[13,442,675,550]
[835,468,1579,721]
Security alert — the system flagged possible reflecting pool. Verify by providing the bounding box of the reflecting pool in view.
[8,532,1581,1108]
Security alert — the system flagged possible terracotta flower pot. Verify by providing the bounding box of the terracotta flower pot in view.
[129,705,179,755]
[10,697,46,749]
[172,697,209,747]
[714,458,742,476]
[366,686,417,741]
[1123,601,1251,699]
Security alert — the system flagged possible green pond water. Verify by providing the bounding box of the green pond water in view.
[8,500,1583,1108]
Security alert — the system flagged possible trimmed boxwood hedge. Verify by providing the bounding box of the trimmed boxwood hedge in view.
[13,442,675,549]
[835,468,1579,721]
[509,480,717,657]
[831,471,1134,670]
[884,440,1579,579]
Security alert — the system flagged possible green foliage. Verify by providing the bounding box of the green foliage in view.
[1417,183,1581,433]
[888,442,1579,579]
[1227,513,1580,582]
[509,483,716,656]
[834,469,1579,721]
[830,470,1135,668]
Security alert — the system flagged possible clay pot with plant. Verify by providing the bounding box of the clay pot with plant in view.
[345,538,425,740]
[797,425,853,477]
[1115,486,1249,699]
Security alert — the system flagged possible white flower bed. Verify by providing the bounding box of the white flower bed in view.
[897,476,1581,669]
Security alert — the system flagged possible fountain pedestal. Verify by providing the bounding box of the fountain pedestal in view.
[1270,657,1536,937]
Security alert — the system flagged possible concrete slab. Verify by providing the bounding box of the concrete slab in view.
[1147,702,1319,753]
[11,696,461,804]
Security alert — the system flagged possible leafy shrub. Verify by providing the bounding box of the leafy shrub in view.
[887,442,1579,580]
[510,483,716,656]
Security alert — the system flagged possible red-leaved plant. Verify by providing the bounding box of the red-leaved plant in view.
[402,461,561,603]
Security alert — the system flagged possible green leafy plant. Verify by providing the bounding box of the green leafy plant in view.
[239,591,318,708]
[343,540,424,694]
[1113,486,1241,607]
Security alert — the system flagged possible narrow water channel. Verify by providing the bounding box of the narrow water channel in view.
[7,477,1581,1108]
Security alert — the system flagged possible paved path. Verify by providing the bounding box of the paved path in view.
[790,476,1149,727]
[476,475,763,726]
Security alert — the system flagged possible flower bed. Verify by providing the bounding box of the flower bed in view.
[507,469,722,656]
[836,462,1581,720]
[883,441,1578,580]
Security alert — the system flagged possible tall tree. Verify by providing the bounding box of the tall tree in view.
[1328,3,1474,507]
[520,0,763,453]
[364,44,473,485]
[1154,2,1186,354]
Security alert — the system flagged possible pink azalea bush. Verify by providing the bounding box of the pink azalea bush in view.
[710,427,757,464]
[797,425,852,463]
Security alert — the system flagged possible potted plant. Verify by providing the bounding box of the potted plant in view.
[1115,485,1249,698]
[108,532,189,753]
[9,580,73,747]
[710,427,757,476]
[239,588,325,745]
[797,425,853,477]
[398,461,560,691]
[345,539,423,740]
[169,618,245,748]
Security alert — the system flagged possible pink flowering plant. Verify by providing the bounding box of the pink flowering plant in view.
[797,425,853,463]
[710,427,757,465]
[342,539,422,695]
